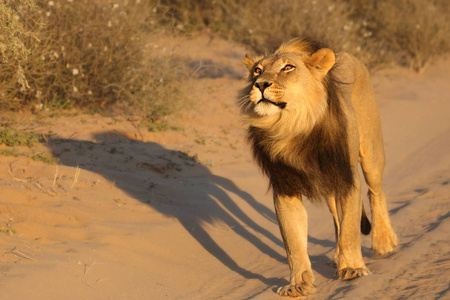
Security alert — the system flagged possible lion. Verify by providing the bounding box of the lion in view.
[238,38,398,297]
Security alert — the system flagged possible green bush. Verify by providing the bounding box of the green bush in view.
[0,127,40,147]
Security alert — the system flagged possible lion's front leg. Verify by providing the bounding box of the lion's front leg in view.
[335,175,370,280]
[274,193,315,297]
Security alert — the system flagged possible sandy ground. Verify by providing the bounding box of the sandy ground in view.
[0,36,449,299]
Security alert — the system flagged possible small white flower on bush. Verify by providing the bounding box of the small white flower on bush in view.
[48,1,54,6]
[72,68,79,75]
[73,86,78,93]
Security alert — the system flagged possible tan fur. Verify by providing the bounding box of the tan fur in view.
[239,38,398,297]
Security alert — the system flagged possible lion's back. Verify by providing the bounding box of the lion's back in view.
[335,52,385,164]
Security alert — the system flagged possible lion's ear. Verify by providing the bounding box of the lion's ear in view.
[243,54,256,71]
[306,48,336,77]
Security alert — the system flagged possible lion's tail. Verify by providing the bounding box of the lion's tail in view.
[361,204,372,235]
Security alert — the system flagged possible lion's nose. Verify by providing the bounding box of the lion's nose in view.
[254,81,272,93]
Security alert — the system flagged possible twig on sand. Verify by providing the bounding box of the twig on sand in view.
[71,166,80,189]
[83,282,95,289]
[128,119,144,141]
[52,165,59,190]
[8,164,28,184]
[5,247,37,261]
[41,132,49,146]
[95,278,108,283]
[84,260,97,275]
[34,181,56,197]
[68,132,79,140]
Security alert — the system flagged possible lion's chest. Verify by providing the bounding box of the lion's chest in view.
[248,126,353,201]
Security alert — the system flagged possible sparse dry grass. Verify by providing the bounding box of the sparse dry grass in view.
[0,127,58,163]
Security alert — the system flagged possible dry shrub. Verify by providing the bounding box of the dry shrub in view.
[160,0,379,68]
[131,55,186,122]
[0,0,36,65]
[222,0,361,54]
[0,0,38,108]
[1,0,449,117]
[159,1,363,55]
[0,0,185,122]
[232,0,450,71]
[162,0,450,72]
[350,0,450,73]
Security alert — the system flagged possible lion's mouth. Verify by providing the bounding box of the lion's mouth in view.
[257,98,287,109]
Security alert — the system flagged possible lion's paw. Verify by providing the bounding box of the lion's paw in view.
[276,282,315,297]
[337,267,370,281]
[372,228,398,255]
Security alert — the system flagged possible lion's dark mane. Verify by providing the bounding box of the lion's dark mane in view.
[247,63,354,202]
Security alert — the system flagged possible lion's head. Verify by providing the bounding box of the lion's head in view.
[239,38,336,136]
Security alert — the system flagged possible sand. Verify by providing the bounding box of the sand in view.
[0,36,449,299]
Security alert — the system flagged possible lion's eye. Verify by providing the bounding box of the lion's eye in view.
[254,67,262,75]
[282,64,295,72]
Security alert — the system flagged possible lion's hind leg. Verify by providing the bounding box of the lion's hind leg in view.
[334,174,370,280]
[360,147,398,255]
[326,196,340,267]
[327,196,371,270]
[274,193,315,297]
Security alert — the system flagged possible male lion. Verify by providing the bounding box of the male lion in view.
[238,38,398,297]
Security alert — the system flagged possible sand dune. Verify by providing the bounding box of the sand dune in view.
[0,37,449,299]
